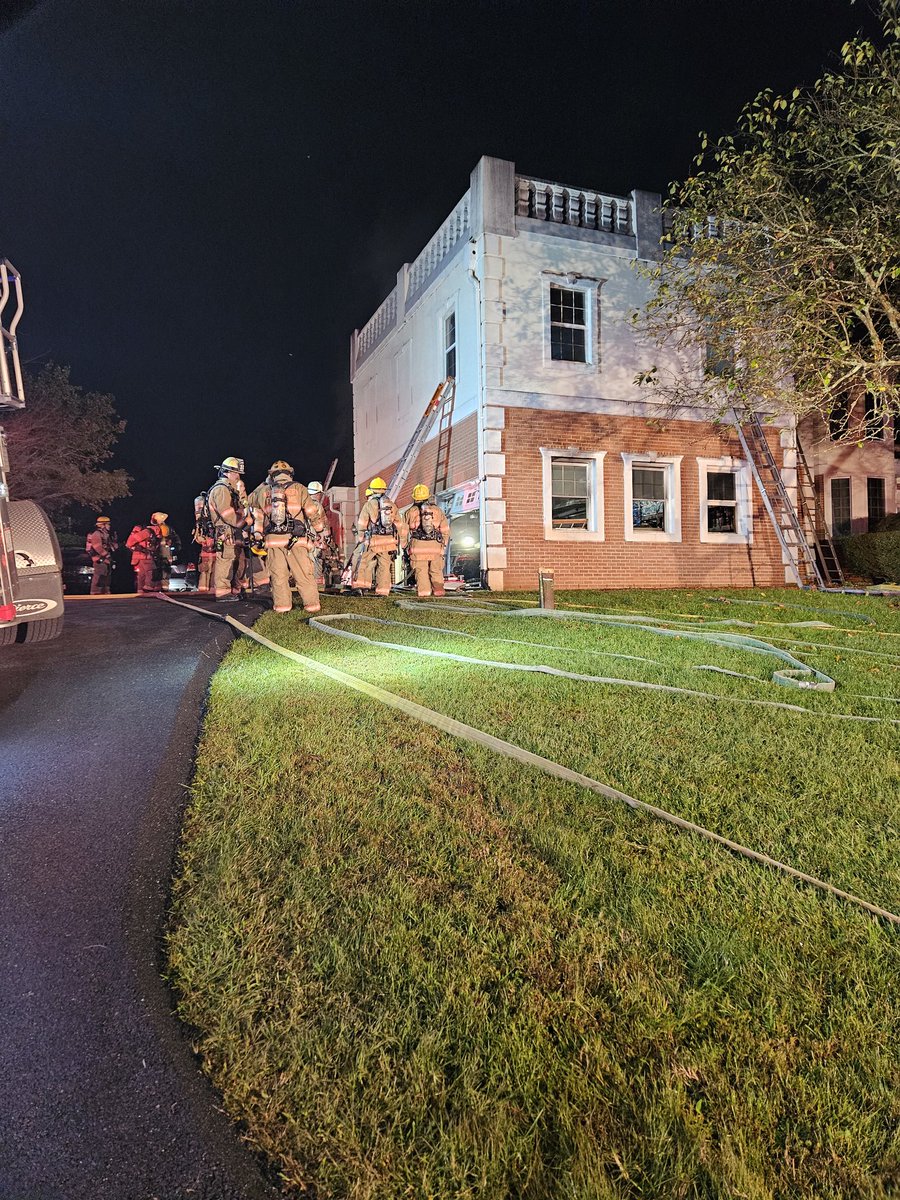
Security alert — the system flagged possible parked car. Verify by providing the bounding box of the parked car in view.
[60,547,94,595]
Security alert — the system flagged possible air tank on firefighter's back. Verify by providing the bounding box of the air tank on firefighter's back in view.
[0,258,65,644]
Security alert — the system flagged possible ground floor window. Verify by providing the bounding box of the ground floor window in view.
[831,477,851,537]
[867,477,886,529]
[621,454,682,543]
[540,449,605,542]
[697,457,752,543]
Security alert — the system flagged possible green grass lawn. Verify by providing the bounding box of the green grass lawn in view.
[167,588,900,1199]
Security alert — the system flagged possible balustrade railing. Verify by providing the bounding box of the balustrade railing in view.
[515,176,632,235]
[356,287,397,362]
[407,191,471,300]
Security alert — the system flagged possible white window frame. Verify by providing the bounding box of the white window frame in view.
[443,308,457,382]
[541,274,601,370]
[697,456,753,544]
[540,447,606,542]
[621,452,682,543]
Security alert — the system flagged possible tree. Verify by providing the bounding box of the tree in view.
[3,363,130,513]
[637,1,900,435]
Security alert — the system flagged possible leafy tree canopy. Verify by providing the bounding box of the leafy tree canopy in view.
[637,1,900,433]
[3,363,130,513]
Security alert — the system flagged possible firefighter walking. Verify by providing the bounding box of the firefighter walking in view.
[86,516,117,594]
[249,460,328,614]
[352,477,407,596]
[206,457,248,602]
[404,484,449,598]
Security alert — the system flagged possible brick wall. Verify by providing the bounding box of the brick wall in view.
[355,411,479,510]
[501,408,787,590]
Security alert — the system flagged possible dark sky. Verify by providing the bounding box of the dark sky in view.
[0,0,880,533]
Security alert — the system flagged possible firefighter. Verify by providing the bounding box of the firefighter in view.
[404,484,450,598]
[250,460,328,614]
[150,511,181,589]
[307,480,342,588]
[207,456,248,602]
[353,477,407,596]
[126,519,159,593]
[196,533,216,591]
[85,515,117,594]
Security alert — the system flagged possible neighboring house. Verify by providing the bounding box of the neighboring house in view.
[350,155,872,591]
[800,399,900,539]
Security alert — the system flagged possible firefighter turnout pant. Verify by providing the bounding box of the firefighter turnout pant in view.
[409,540,446,598]
[90,560,111,594]
[267,537,320,613]
[134,557,155,592]
[212,535,246,598]
[354,547,395,595]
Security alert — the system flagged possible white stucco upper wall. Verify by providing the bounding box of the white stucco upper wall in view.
[491,229,698,407]
[352,251,480,485]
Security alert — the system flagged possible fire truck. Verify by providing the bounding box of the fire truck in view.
[0,259,64,645]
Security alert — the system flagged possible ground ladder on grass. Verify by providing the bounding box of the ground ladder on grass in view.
[387,377,456,502]
[732,409,844,590]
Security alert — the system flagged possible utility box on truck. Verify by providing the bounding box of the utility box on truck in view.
[0,259,64,644]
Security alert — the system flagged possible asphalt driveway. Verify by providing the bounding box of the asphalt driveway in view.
[0,597,280,1200]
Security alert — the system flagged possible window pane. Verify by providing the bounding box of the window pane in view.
[552,496,588,527]
[828,397,850,441]
[831,478,851,537]
[445,312,456,347]
[707,471,736,502]
[867,477,885,527]
[633,499,666,529]
[632,467,665,500]
[445,345,456,380]
[551,326,586,362]
[708,504,737,533]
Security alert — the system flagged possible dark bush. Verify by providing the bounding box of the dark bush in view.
[836,530,900,583]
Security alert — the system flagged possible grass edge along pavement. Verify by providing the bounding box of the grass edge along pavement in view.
[167,587,900,1200]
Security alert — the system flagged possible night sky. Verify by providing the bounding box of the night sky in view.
[0,0,879,535]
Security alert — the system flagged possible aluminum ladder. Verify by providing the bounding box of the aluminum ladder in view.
[731,409,825,589]
[387,377,455,501]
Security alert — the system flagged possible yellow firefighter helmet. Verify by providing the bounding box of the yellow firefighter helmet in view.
[368,476,387,492]
[216,456,244,473]
[96,516,111,524]
[151,511,168,524]
[412,484,430,502]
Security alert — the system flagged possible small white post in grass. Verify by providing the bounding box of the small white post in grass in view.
[538,567,555,610]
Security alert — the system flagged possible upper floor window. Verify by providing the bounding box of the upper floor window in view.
[828,396,851,441]
[444,311,457,380]
[549,286,587,362]
[864,393,886,440]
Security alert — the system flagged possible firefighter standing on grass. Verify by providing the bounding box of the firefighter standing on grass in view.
[86,515,117,594]
[307,480,342,588]
[249,460,328,614]
[352,477,407,596]
[404,484,449,598]
[207,457,248,602]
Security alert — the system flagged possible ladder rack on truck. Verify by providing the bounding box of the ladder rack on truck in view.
[0,258,65,644]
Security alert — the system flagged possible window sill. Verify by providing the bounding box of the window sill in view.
[544,527,605,542]
[624,528,681,544]
[700,531,753,546]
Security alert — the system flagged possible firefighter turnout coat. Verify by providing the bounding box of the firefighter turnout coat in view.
[353,495,407,596]
[250,480,327,613]
[404,499,450,597]
[207,478,247,597]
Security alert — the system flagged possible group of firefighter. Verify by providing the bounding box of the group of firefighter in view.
[85,456,451,609]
